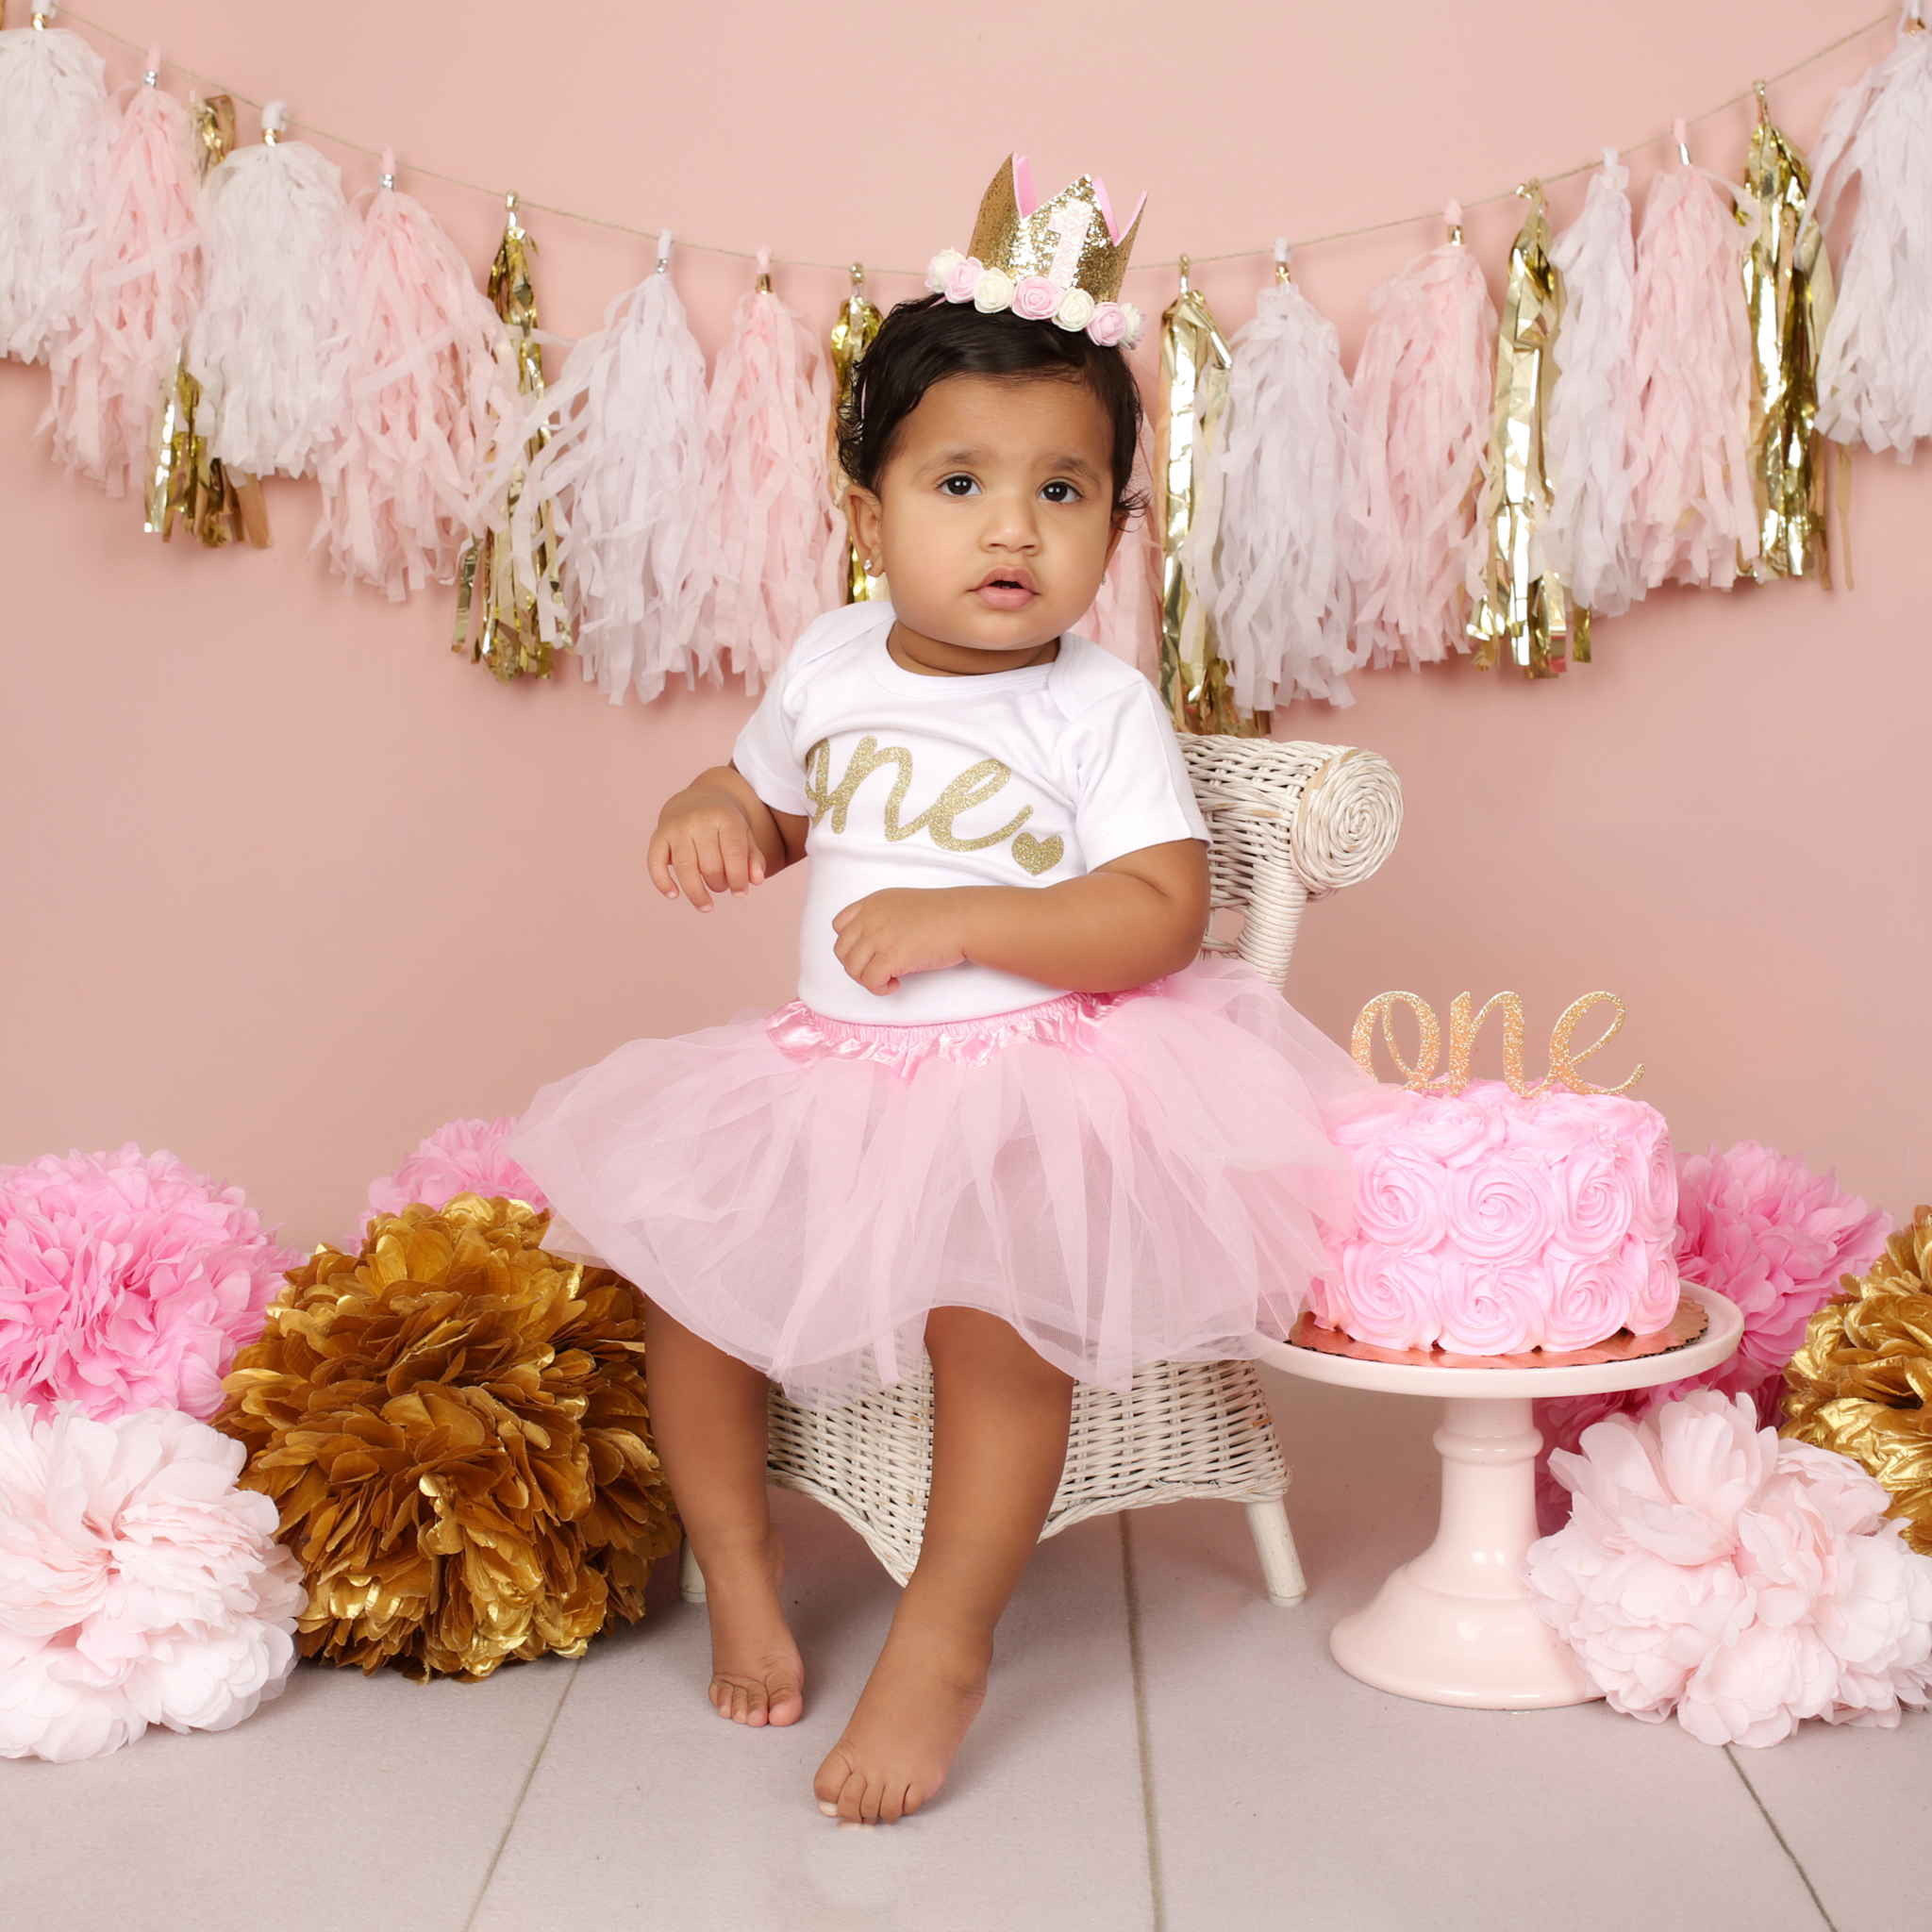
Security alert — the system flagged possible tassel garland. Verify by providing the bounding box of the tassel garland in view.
[675,249,840,693]
[1809,5,1932,458]
[1158,258,1252,735]
[456,194,569,680]
[827,262,883,604]
[187,102,347,485]
[1470,182,1583,676]
[0,5,105,364]
[1740,91,1834,581]
[42,48,200,496]
[1628,122,1757,590]
[1349,207,1496,670]
[521,230,708,703]
[1209,244,1361,711]
[313,149,505,602]
[1544,152,1643,621]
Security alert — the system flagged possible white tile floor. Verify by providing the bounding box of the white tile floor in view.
[6,1368,1924,1931]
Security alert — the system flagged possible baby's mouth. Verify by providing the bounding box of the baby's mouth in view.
[974,568,1038,609]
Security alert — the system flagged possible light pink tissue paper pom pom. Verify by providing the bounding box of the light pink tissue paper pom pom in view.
[362,1115,548,1232]
[0,1400,305,1762]
[1526,1391,1932,1747]
[1534,1141,1890,1532]
[0,1147,299,1424]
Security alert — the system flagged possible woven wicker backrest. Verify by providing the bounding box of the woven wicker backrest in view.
[1178,737,1404,991]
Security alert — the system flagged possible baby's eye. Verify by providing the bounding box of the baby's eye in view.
[1041,479,1081,504]
[940,474,981,497]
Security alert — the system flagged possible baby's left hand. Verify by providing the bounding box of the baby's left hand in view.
[832,890,970,995]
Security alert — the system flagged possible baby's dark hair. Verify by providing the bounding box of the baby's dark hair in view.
[837,295,1145,525]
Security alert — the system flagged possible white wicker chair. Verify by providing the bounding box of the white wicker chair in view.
[680,737,1403,1609]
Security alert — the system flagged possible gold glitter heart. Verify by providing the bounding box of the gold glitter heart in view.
[1011,831,1063,875]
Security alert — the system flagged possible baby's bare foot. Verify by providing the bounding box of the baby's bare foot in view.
[812,1615,990,1823]
[700,1534,804,1727]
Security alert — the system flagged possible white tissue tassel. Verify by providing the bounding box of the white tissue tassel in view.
[0,19,107,362]
[1544,155,1644,619]
[524,263,708,702]
[1210,278,1362,711]
[188,132,348,476]
[1810,8,1932,458]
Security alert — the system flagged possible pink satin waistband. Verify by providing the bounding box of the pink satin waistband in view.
[766,980,1169,1076]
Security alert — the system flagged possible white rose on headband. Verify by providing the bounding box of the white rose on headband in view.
[1053,288,1096,331]
[926,249,963,294]
[1120,302,1145,347]
[973,267,1016,313]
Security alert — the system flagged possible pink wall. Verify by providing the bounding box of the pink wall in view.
[2,1,1923,1251]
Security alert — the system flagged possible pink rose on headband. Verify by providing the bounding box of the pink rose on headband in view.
[945,256,983,304]
[1012,275,1061,321]
[1087,302,1128,347]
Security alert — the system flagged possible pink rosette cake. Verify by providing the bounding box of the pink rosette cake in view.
[1310,1080,1680,1356]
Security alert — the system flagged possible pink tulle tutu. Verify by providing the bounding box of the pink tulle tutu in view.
[509,958,1368,1407]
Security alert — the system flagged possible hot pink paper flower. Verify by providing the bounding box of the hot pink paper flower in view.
[1535,1142,1890,1531]
[0,1399,304,1762]
[363,1115,548,1231]
[0,1147,298,1424]
[1527,1392,1932,1746]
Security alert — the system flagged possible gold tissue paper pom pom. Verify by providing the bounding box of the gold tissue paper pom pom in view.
[1784,1205,1932,1556]
[214,1194,680,1680]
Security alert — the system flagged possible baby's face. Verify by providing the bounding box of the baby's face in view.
[856,374,1120,665]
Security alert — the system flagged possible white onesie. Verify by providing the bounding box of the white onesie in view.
[731,602,1208,1024]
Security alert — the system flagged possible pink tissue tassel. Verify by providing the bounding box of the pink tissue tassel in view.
[675,249,841,692]
[1808,3,1932,457]
[1348,204,1496,670]
[0,5,106,363]
[1628,122,1757,590]
[518,231,708,702]
[312,149,507,600]
[42,51,200,494]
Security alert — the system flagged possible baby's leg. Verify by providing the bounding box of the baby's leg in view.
[814,1307,1074,1823]
[644,1300,803,1727]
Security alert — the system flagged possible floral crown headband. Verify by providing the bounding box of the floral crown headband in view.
[925,155,1146,349]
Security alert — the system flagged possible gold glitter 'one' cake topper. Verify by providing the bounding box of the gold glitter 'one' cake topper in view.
[1351,991,1644,1097]
[927,156,1147,347]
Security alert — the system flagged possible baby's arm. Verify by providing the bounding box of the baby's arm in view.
[649,764,808,911]
[830,840,1208,996]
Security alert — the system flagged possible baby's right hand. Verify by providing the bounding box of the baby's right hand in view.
[648,787,768,912]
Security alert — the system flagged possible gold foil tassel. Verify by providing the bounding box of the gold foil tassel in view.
[1469,184,1582,677]
[828,263,883,603]
[1740,85,1836,582]
[1157,259,1257,736]
[141,96,270,550]
[456,194,570,681]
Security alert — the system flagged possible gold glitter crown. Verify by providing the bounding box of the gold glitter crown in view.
[967,155,1144,306]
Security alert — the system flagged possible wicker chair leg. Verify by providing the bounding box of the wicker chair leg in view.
[1244,1499,1307,1607]
[679,1538,708,1606]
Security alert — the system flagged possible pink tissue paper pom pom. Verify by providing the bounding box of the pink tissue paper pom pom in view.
[1010,275,1061,322]
[0,1146,299,1424]
[363,1115,549,1233]
[1526,1391,1932,1747]
[1086,302,1127,347]
[0,1399,305,1762]
[1534,1141,1890,1533]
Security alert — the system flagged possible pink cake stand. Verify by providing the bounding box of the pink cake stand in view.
[1263,1283,1744,1710]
